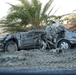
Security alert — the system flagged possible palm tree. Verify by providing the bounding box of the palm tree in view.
[0,0,54,33]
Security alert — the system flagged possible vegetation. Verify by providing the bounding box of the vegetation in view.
[0,0,55,33]
[67,13,76,31]
[62,10,76,31]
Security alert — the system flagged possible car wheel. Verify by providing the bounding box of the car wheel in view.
[57,39,71,49]
[4,41,18,52]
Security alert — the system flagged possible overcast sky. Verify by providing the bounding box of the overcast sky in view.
[0,0,76,19]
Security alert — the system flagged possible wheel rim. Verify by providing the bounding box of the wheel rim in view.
[7,43,17,52]
[60,42,69,49]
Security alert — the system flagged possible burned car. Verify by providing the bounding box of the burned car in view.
[46,19,76,49]
[53,25,76,49]
[0,30,55,52]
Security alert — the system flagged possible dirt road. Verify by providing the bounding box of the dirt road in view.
[0,49,76,71]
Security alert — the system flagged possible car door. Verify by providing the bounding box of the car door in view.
[26,32,41,46]
[20,32,35,48]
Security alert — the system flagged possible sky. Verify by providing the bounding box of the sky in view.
[0,0,76,19]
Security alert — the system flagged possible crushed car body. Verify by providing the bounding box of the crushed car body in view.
[55,25,76,49]
[45,19,76,49]
[0,19,76,52]
[0,29,55,52]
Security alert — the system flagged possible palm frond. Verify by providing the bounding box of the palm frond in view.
[41,0,54,17]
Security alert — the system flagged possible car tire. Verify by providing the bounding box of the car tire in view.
[4,41,18,53]
[57,39,71,49]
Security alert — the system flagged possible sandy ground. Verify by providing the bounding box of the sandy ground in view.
[0,48,76,71]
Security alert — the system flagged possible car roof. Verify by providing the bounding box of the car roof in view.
[14,29,46,35]
[29,29,46,33]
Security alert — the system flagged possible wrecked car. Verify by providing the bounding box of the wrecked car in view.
[46,19,76,49]
[53,25,76,49]
[0,30,55,52]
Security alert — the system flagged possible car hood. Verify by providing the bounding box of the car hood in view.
[0,34,9,42]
